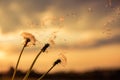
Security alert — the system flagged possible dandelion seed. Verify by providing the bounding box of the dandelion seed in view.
[71,12,75,16]
[66,13,70,17]
[21,32,36,46]
[49,35,56,45]
[48,32,57,45]
[88,8,92,12]
[59,16,64,22]
[103,23,107,26]
[49,39,55,45]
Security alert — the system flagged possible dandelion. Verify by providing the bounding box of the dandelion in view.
[12,32,36,80]
[37,53,67,80]
[41,43,50,52]
[21,32,36,46]
[37,59,61,80]
[23,43,50,80]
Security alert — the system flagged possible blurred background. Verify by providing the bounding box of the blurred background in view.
[0,0,120,80]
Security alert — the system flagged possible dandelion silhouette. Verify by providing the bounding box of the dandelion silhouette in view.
[23,43,50,80]
[12,32,36,80]
[37,59,61,80]
[37,53,67,80]
[41,43,50,52]
[21,32,36,46]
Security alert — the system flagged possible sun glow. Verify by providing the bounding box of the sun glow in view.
[0,51,6,60]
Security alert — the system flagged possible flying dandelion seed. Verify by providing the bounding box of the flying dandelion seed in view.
[49,40,55,45]
[103,26,112,39]
[88,8,92,12]
[71,12,76,16]
[102,7,120,40]
[59,16,65,22]
[66,13,70,17]
[12,32,36,80]
[42,17,53,26]
[48,32,57,45]
[70,12,75,19]
[49,39,55,45]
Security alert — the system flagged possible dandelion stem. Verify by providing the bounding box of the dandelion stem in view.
[23,43,50,80]
[12,39,29,80]
[37,65,55,80]
[37,59,61,80]
[23,50,42,80]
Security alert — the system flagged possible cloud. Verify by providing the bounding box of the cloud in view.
[93,34,120,47]
[0,0,51,34]
[71,34,120,49]
[0,0,120,35]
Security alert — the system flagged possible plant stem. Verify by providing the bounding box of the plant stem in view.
[37,65,55,80]
[12,39,28,80]
[23,50,42,80]
[23,43,50,80]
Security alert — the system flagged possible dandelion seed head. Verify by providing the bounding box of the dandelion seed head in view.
[41,43,50,52]
[58,53,67,67]
[53,59,61,66]
[21,32,36,46]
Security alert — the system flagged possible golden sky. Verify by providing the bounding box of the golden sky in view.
[0,0,120,73]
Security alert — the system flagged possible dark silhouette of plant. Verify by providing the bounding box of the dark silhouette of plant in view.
[12,32,36,80]
[23,43,50,80]
[37,59,61,80]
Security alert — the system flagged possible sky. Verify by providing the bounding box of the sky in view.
[0,0,120,73]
